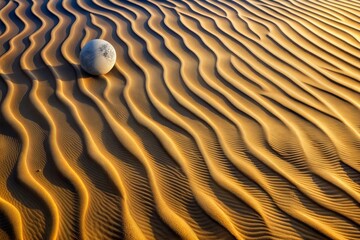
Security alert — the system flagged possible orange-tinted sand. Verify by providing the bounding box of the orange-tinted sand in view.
[0,0,360,239]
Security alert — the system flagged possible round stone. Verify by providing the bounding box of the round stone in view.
[80,39,116,76]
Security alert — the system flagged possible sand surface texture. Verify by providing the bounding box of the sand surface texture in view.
[1,0,360,239]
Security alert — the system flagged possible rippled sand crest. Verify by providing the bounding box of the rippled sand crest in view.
[0,0,360,239]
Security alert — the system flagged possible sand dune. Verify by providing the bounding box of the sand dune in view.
[0,0,359,239]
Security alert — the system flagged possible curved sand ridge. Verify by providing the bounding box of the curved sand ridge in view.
[0,0,360,239]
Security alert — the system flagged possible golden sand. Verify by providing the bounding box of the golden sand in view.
[0,0,359,239]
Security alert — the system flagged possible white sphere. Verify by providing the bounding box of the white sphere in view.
[80,39,116,75]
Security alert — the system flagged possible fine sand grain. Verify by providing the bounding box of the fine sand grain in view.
[0,0,360,239]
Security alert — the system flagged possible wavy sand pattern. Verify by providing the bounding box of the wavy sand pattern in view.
[0,0,360,239]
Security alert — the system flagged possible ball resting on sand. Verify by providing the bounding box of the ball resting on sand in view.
[80,39,116,75]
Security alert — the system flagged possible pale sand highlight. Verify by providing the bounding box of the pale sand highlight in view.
[0,0,360,239]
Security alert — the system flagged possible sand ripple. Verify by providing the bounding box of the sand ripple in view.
[1,0,359,239]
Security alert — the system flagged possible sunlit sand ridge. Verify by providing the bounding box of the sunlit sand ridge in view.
[0,0,360,239]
